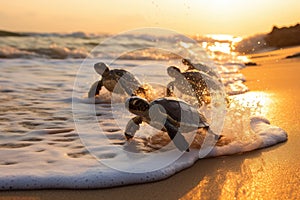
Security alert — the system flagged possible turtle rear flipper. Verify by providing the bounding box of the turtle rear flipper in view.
[164,120,190,152]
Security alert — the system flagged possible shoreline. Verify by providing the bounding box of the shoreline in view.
[1,58,300,199]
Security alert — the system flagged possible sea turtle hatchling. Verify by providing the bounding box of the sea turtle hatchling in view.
[124,96,221,152]
[88,62,145,98]
[166,66,223,105]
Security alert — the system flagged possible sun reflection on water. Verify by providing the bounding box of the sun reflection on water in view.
[197,34,250,63]
[231,91,273,117]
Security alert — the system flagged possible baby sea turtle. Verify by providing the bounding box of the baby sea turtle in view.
[88,62,145,98]
[124,97,220,152]
[182,58,220,80]
[167,66,223,105]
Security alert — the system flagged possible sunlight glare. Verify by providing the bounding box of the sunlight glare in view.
[231,92,273,116]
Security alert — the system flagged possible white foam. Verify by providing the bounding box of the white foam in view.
[250,116,288,148]
[0,115,287,190]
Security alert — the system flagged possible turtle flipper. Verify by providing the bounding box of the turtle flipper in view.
[88,80,103,98]
[124,116,143,140]
[164,120,190,152]
[166,81,175,96]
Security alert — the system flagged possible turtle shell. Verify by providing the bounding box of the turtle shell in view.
[183,59,219,79]
[182,71,221,91]
[103,69,142,94]
[170,71,209,99]
[109,69,140,85]
[150,98,209,132]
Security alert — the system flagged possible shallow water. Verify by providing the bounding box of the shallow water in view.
[0,32,291,190]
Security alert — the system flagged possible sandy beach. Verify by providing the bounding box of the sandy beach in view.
[1,54,299,199]
[1,1,300,199]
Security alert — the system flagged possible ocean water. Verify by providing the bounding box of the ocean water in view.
[0,29,288,190]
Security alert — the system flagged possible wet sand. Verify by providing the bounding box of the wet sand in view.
[1,59,300,199]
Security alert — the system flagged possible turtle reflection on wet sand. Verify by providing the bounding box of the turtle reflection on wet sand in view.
[88,62,146,98]
[124,96,222,152]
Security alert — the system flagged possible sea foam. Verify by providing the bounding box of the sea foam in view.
[0,116,287,190]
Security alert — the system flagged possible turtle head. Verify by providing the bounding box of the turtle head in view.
[167,66,181,78]
[182,58,192,66]
[125,97,150,116]
[94,62,110,77]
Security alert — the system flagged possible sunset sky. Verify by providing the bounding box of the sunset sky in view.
[1,0,299,37]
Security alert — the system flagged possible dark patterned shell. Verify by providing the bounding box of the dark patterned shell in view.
[110,69,141,86]
[182,71,221,91]
[150,98,209,130]
[103,69,142,94]
[183,59,220,79]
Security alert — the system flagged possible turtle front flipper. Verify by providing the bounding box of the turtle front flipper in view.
[166,81,175,96]
[124,116,143,140]
[164,120,190,152]
[88,80,103,98]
